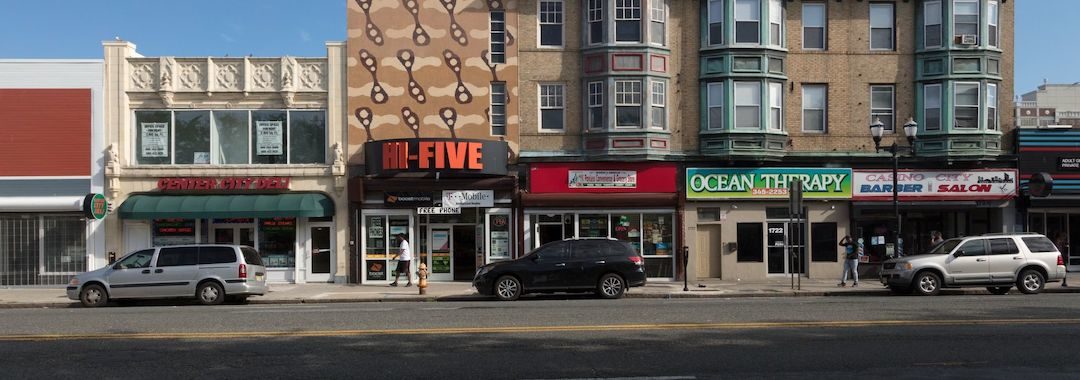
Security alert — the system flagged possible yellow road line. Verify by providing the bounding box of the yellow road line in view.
[3,318,1079,342]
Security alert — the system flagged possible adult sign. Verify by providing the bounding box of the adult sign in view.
[852,170,1017,201]
[686,168,852,199]
[364,138,509,176]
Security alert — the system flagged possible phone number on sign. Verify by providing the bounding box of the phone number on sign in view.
[751,188,789,196]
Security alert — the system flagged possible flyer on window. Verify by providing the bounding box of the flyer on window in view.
[256,120,283,156]
[141,122,169,157]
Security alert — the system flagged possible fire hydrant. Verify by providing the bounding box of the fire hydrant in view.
[417,262,429,295]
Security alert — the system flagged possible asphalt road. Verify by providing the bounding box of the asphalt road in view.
[3,295,1080,379]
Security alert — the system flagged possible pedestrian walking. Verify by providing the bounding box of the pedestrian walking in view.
[930,231,944,246]
[838,235,859,287]
[390,233,413,287]
[1055,232,1069,287]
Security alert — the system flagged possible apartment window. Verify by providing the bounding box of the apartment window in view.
[802,85,827,132]
[650,0,667,46]
[769,82,783,131]
[707,82,724,130]
[870,3,894,50]
[735,82,761,129]
[651,80,666,129]
[768,57,784,73]
[924,1,942,48]
[588,81,605,130]
[954,0,979,43]
[539,83,565,131]
[490,11,506,63]
[615,0,642,42]
[615,80,643,128]
[539,1,564,47]
[708,0,724,45]
[954,82,980,129]
[769,0,783,46]
[989,1,1000,48]
[135,110,326,165]
[987,83,998,130]
[924,84,942,131]
[491,82,507,135]
[871,85,895,132]
[588,0,604,44]
[735,0,760,44]
[802,3,826,50]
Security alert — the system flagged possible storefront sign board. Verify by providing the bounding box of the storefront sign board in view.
[82,193,108,220]
[852,170,1017,201]
[364,138,509,176]
[443,190,494,208]
[1059,157,1080,171]
[530,162,676,194]
[417,207,461,214]
[686,168,853,199]
[256,121,283,156]
[156,177,291,191]
[568,170,637,188]
[384,192,435,207]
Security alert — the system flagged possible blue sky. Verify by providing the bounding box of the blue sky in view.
[0,0,1069,96]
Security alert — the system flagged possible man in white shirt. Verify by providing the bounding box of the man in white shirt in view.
[390,233,413,287]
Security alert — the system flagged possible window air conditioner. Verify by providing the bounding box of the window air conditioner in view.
[959,34,978,45]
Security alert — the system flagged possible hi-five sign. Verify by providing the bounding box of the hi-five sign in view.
[364,138,508,176]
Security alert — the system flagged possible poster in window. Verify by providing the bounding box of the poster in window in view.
[256,120,284,156]
[141,122,169,157]
[367,260,387,281]
[432,230,450,252]
[193,152,210,164]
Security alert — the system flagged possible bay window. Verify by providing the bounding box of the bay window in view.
[769,0,783,46]
[924,84,942,131]
[588,0,605,44]
[924,1,942,48]
[734,82,761,129]
[989,1,999,48]
[735,0,760,44]
[708,0,723,45]
[954,82,980,129]
[707,82,724,130]
[650,0,666,46]
[615,79,643,128]
[769,82,783,131]
[588,81,605,130]
[954,0,979,43]
[615,0,642,42]
[987,83,998,130]
[651,80,666,129]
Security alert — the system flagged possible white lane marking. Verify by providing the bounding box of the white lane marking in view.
[419,307,462,310]
[524,377,696,380]
[230,307,394,314]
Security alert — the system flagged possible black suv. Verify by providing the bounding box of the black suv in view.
[473,238,648,301]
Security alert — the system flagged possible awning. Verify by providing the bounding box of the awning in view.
[119,193,334,219]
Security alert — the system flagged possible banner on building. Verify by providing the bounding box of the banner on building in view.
[852,170,1017,201]
[568,170,637,188]
[686,168,852,199]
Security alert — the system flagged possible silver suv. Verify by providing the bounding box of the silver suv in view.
[67,245,268,307]
[880,233,1067,296]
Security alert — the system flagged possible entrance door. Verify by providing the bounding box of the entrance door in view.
[428,226,453,281]
[453,225,477,281]
[306,223,333,282]
[767,222,806,275]
[123,222,151,254]
[696,225,722,278]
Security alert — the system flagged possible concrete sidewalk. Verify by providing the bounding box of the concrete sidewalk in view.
[2,273,1077,308]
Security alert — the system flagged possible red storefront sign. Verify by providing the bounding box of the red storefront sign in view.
[156,177,291,191]
[529,163,677,193]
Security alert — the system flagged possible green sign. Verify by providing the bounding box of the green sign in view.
[83,193,108,220]
[432,254,451,273]
[686,168,852,199]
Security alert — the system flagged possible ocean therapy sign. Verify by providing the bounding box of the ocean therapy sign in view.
[686,168,853,200]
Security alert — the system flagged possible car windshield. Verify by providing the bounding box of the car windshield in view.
[928,238,962,255]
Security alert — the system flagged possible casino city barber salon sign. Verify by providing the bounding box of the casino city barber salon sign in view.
[364,138,509,176]
[852,170,1017,201]
[686,168,853,199]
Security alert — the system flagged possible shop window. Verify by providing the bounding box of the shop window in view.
[610,213,642,253]
[259,217,296,268]
[811,222,838,262]
[212,110,249,164]
[642,214,673,256]
[153,219,196,246]
[737,222,764,262]
[135,111,172,165]
[365,215,389,280]
[579,214,609,238]
[175,111,211,164]
[289,111,327,164]
[488,214,511,260]
[136,109,325,165]
[41,215,86,275]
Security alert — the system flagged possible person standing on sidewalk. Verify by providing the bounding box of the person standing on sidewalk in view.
[390,233,413,287]
[838,235,858,287]
[1055,232,1069,287]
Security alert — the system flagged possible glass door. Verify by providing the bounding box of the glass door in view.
[428,225,454,281]
[486,209,512,263]
[306,223,333,282]
[766,221,806,275]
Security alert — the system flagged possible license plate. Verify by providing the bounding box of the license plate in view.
[255,274,264,282]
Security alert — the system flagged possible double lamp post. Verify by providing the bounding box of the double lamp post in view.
[870,117,918,258]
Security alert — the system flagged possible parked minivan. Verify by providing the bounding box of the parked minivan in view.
[67,245,268,307]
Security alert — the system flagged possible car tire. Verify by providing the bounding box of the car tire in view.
[888,286,909,295]
[912,271,942,296]
[494,275,522,301]
[196,281,226,305]
[597,273,626,299]
[1017,269,1045,295]
[987,286,1011,295]
[79,284,108,308]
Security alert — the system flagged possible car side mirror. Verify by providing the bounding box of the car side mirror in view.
[112,262,123,270]
[952,250,964,258]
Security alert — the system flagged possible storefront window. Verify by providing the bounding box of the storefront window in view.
[259,217,296,268]
[610,214,642,252]
[579,214,608,238]
[213,110,249,164]
[153,219,196,246]
[41,216,86,274]
[641,213,673,277]
[530,211,675,278]
[289,111,327,164]
[135,111,172,164]
[252,110,288,164]
[489,214,511,260]
[174,111,211,164]
[365,215,388,281]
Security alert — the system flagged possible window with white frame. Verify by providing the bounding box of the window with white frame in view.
[708,0,724,45]
[769,0,783,46]
[588,81,605,130]
[987,83,998,130]
[802,3,826,50]
[707,82,724,130]
[539,0,564,47]
[954,82,980,129]
[735,0,760,44]
[588,0,605,44]
[769,82,783,131]
[871,85,895,132]
[539,83,565,131]
[651,80,666,129]
[615,0,642,42]
[491,82,507,135]
[650,0,667,46]
[615,79,643,128]
[490,11,506,63]
[954,0,979,43]
[870,3,894,50]
[924,84,942,131]
[735,82,761,129]
[989,1,999,48]
[924,1,942,48]
[802,85,827,132]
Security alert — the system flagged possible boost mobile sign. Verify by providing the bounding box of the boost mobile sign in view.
[686,168,852,199]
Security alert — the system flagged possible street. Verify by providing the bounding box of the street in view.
[2,295,1080,379]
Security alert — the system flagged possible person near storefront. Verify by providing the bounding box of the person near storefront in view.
[838,235,859,287]
[1055,232,1069,287]
[390,233,413,287]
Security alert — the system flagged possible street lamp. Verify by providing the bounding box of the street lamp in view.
[870,117,918,257]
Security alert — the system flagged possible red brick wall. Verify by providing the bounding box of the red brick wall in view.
[0,89,91,176]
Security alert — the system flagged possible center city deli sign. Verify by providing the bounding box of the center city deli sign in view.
[365,138,509,176]
[686,168,852,199]
[852,170,1017,201]
[157,177,291,191]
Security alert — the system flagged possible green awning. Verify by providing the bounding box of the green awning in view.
[118,193,334,219]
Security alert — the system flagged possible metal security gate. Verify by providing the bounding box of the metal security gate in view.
[0,214,87,286]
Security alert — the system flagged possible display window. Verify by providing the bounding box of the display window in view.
[258,217,296,268]
[529,210,675,278]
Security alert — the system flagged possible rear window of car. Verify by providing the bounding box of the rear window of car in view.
[1022,236,1059,253]
[156,247,198,267]
[199,247,238,265]
[240,247,264,266]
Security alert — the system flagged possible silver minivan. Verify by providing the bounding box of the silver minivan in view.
[67,245,268,307]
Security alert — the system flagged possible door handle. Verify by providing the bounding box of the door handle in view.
[141,269,150,274]
[976,258,987,262]
[155,269,164,273]
[594,260,606,264]
[1013,257,1024,260]
[555,263,566,267]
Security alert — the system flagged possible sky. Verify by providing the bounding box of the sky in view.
[0,0,1071,96]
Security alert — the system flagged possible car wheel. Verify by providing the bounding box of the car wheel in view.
[79,284,108,308]
[196,282,226,305]
[987,286,1011,295]
[1017,269,1045,295]
[597,273,626,299]
[912,271,942,296]
[888,286,909,295]
[494,275,522,301]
